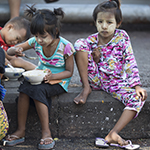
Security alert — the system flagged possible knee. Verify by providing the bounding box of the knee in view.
[10,57,24,67]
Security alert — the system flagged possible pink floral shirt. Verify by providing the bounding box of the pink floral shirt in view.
[74,29,141,93]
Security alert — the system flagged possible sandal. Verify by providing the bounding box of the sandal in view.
[3,135,25,146]
[110,140,140,150]
[38,137,55,150]
[95,137,109,148]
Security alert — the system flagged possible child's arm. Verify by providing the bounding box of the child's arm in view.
[135,85,147,101]
[44,55,74,83]
[7,41,32,56]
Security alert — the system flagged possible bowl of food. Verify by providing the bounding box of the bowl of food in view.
[4,67,25,80]
[22,70,47,85]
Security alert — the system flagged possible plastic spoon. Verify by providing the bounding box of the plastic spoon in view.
[23,53,37,60]
[24,54,37,60]
[7,64,17,72]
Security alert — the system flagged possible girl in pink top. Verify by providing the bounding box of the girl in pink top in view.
[74,0,147,148]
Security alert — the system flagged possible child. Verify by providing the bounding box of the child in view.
[0,16,36,70]
[0,47,9,141]
[3,5,75,150]
[74,0,147,148]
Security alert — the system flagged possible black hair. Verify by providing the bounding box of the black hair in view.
[5,16,31,40]
[93,0,122,25]
[24,5,64,38]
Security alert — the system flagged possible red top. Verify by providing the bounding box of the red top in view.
[0,27,14,51]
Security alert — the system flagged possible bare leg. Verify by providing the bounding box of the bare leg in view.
[34,99,52,145]
[10,57,36,70]
[105,109,136,146]
[74,51,92,104]
[8,0,21,19]
[6,93,30,140]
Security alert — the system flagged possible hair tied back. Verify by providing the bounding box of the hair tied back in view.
[25,4,38,20]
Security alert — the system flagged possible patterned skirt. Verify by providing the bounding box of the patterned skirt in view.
[0,101,9,140]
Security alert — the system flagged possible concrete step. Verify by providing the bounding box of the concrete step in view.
[0,2,150,23]
[3,80,150,140]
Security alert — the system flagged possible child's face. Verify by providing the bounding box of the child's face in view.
[95,12,118,39]
[4,26,27,45]
[35,32,53,47]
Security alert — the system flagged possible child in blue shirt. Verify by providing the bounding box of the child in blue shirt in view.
[3,5,75,149]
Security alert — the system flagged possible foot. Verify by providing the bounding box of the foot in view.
[74,86,92,104]
[5,130,25,141]
[40,137,53,145]
[105,131,128,146]
[38,137,55,150]
[3,131,25,147]
[40,130,52,145]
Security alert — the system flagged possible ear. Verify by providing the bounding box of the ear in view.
[6,23,14,31]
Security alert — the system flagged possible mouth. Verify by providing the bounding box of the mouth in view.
[101,31,108,34]
[38,43,44,46]
[9,42,14,45]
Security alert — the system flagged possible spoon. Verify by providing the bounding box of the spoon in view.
[23,53,37,60]
[7,64,17,72]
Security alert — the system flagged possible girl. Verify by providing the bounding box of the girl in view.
[74,0,147,149]
[3,5,75,149]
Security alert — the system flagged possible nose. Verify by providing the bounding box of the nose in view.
[14,40,19,45]
[102,22,107,29]
[37,37,42,43]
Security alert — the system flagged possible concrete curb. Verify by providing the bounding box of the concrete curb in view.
[3,80,150,139]
[0,3,150,23]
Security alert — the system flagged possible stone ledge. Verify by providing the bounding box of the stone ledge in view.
[3,84,150,139]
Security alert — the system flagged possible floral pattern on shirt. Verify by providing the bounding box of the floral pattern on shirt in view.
[74,29,144,116]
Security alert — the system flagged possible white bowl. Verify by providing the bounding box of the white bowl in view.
[22,70,47,85]
[4,68,25,80]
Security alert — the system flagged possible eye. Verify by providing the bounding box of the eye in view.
[98,20,102,23]
[41,35,47,38]
[16,37,20,43]
[41,33,48,38]
[107,21,112,24]
[16,37,19,41]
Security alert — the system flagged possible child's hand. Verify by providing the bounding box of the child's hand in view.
[135,86,147,101]
[14,47,25,57]
[91,48,101,64]
[7,47,25,57]
[44,69,53,83]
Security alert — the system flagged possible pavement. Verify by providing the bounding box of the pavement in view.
[1,0,150,150]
